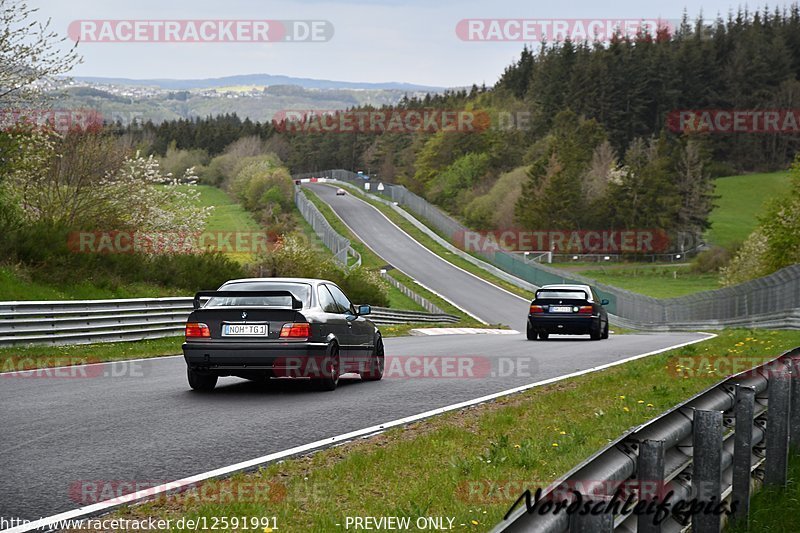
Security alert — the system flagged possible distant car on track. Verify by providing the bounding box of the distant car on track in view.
[182,278,383,391]
[527,284,609,341]
[335,188,346,195]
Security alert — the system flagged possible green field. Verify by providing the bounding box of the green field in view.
[574,265,720,298]
[706,171,792,249]
[196,185,261,232]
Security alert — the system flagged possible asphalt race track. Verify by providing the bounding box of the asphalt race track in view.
[306,183,528,330]
[1,332,706,521]
[1,184,709,524]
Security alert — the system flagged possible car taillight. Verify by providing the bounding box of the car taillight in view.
[578,306,593,314]
[530,305,544,314]
[185,322,210,338]
[280,323,311,338]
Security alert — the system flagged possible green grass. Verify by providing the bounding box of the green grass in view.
[193,185,262,264]
[729,453,800,532]
[303,188,492,326]
[0,336,184,371]
[195,185,261,233]
[707,171,792,249]
[292,204,426,313]
[0,266,181,300]
[575,265,720,298]
[325,184,535,301]
[100,330,800,532]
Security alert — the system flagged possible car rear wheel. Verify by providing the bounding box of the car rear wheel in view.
[601,321,609,339]
[590,320,603,340]
[526,323,537,341]
[314,344,340,391]
[538,332,549,340]
[187,367,217,392]
[361,336,384,381]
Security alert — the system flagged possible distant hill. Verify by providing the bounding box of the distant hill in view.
[51,82,436,124]
[67,73,443,92]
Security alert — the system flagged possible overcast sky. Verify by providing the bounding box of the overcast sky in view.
[33,0,789,88]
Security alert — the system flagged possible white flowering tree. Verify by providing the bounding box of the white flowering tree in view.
[111,153,214,253]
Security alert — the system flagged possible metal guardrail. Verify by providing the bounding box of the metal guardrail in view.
[369,306,458,325]
[295,187,361,269]
[293,170,800,330]
[0,299,459,346]
[494,347,800,532]
[379,271,447,315]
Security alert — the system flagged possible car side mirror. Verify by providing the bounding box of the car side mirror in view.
[357,304,371,316]
[601,299,609,306]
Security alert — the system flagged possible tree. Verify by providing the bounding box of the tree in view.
[0,0,80,107]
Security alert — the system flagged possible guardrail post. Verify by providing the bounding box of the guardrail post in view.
[637,439,665,533]
[692,409,723,533]
[569,495,614,532]
[765,360,791,487]
[731,385,756,527]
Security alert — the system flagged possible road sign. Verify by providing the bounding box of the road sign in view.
[364,183,371,190]
[377,183,385,191]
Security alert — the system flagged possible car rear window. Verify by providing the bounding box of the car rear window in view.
[536,290,588,300]
[207,282,312,308]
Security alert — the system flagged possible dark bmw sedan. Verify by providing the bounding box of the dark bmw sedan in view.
[526,284,609,341]
[183,278,383,391]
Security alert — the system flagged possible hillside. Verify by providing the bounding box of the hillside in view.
[706,171,793,249]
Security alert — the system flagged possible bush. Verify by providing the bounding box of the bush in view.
[0,222,246,293]
[690,246,733,274]
[253,235,389,306]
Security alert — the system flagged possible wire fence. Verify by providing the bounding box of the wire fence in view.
[294,169,800,328]
[294,187,360,268]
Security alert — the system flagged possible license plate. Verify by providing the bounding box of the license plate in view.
[222,324,268,336]
[549,306,573,313]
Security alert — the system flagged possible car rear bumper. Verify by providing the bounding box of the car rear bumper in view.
[528,315,600,334]
[183,341,329,371]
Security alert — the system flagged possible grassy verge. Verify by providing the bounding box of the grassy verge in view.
[573,265,720,298]
[87,329,800,533]
[0,336,185,371]
[707,171,792,249]
[729,453,800,532]
[303,189,494,327]
[296,203,425,311]
[194,185,262,264]
[0,266,183,300]
[326,184,535,301]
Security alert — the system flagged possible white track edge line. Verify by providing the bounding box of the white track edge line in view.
[309,186,489,324]
[330,182,530,303]
[6,332,716,533]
